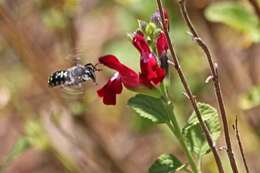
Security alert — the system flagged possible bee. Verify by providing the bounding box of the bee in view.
[48,63,99,87]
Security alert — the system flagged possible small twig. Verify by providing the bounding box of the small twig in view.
[232,116,250,173]
[177,0,239,173]
[218,146,228,151]
[156,1,224,173]
[205,75,214,84]
[247,0,260,20]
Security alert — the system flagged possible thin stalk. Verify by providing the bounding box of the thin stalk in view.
[160,84,198,172]
[247,0,260,20]
[167,106,199,173]
[232,116,250,173]
[177,1,238,173]
[155,1,224,173]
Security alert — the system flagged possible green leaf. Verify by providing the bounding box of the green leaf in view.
[182,103,221,157]
[0,137,31,171]
[6,137,31,162]
[25,120,50,150]
[42,8,67,30]
[205,2,260,42]
[128,94,168,123]
[239,86,260,110]
[149,154,184,173]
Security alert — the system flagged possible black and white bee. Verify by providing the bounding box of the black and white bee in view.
[48,63,99,87]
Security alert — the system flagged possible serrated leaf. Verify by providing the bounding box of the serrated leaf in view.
[182,103,221,157]
[205,2,260,42]
[128,94,168,123]
[239,86,260,110]
[149,154,184,173]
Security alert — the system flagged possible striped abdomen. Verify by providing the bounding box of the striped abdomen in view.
[48,70,68,87]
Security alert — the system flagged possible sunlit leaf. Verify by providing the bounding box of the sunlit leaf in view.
[128,94,168,123]
[25,120,50,150]
[182,103,221,157]
[0,137,31,172]
[6,137,31,162]
[239,86,260,110]
[205,2,260,42]
[42,8,67,29]
[149,154,184,173]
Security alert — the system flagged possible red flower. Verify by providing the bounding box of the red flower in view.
[97,73,123,105]
[133,32,165,87]
[98,32,166,105]
[156,32,168,56]
[97,55,140,105]
[99,55,139,88]
[132,31,150,57]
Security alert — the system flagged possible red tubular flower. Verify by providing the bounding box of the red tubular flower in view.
[97,73,122,105]
[132,31,150,57]
[97,55,140,105]
[132,32,165,87]
[98,31,166,105]
[99,55,139,88]
[156,32,168,56]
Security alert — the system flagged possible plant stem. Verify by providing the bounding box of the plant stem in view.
[247,0,260,20]
[160,82,198,172]
[155,1,224,173]
[177,1,238,173]
[165,102,199,173]
[233,116,250,173]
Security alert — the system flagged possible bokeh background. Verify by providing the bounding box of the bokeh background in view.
[0,0,260,172]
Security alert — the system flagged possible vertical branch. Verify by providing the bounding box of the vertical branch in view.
[177,1,239,173]
[155,1,224,173]
[247,0,260,20]
[232,116,250,173]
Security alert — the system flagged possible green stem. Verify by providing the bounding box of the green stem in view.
[165,104,199,173]
[160,85,199,173]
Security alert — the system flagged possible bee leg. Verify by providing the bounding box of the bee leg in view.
[94,63,102,71]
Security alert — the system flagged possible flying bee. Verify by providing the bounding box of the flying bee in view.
[48,63,100,88]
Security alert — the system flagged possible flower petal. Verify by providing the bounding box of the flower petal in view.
[97,73,123,105]
[99,55,124,71]
[132,31,151,57]
[156,32,168,56]
[140,53,166,86]
[99,55,140,88]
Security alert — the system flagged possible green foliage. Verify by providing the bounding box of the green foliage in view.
[63,0,78,16]
[239,86,260,110]
[182,103,221,157]
[128,94,168,123]
[149,154,184,173]
[0,137,31,172]
[125,0,156,18]
[205,2,260,42]
[25,120,50,150]
[36,0,79,30]
[6,137,31,161]
[42,8,67,29]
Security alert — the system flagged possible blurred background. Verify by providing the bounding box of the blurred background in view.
[0,0,259,172]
